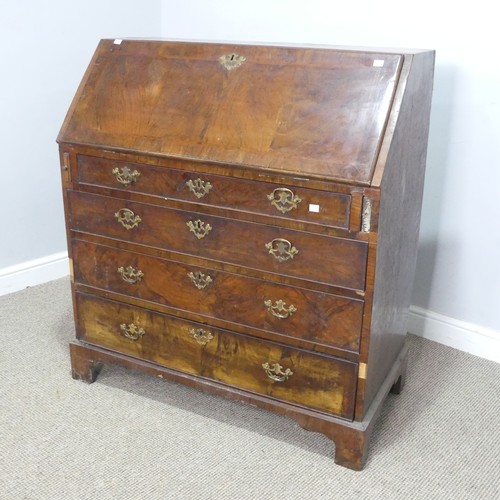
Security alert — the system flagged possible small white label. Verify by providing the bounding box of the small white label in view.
[113,39,123,45]
[309,204,320,213]
[373,59,384,67]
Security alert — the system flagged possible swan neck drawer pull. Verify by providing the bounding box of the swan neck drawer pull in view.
[115,208,142,230]
[264,299,297,319]
[185,178,213,199]
[265,238,298,262]
[119,323,145,341]
[117,266,144,284]
[112,166,140,186]
[187,271,213,290]
[262,362,293,382]
[267,187,302,213]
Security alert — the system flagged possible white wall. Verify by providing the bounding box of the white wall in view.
[162,0,500,360]
[0,0,162,291]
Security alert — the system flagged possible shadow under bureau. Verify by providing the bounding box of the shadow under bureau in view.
[57,39,434,470]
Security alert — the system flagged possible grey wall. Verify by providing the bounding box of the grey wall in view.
[0,0,162,268]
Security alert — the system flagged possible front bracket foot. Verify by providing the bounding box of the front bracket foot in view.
[70,343,103,383]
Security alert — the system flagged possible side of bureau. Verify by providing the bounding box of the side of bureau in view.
[58,40,434,470]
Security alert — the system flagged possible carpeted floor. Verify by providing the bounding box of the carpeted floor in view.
[0,278,499,499]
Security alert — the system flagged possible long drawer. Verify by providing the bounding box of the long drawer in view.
[72,240,364,352]
[68,191,368,290]
[76,293,357,419]
[77,155,352,229]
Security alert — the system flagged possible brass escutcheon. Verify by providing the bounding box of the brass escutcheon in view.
[187,219,212,239]
[117,265,144,284]
[265,238,299,263]
[267,188,302,214]
[262,362,293,382]
[264,299,297,319]
[185,178,213,199]
[189,328,214,346]
[115,208,141,230]
[219,53,246,71]
[112,166,140,186]
[187,271,213,290]
[119,323,145,341]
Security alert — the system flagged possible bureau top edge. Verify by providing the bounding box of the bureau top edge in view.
[106,37,434,56]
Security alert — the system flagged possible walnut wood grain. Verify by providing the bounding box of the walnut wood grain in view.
[76,293,357,418]
[59,40,434,470]
[78,154,351,229]
[58,40,403,184]
[72,239,364,353]
[68,190,368,290]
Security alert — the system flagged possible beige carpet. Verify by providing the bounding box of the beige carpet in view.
[1,278,499,499]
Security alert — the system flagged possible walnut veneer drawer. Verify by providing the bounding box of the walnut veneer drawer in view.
[68,191,368,290]
[72,240,364,353]
[76,293,357,418]
[77,155,351,229]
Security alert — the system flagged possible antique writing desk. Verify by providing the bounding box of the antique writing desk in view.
[57,40,434,470]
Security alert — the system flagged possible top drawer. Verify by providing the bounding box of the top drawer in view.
[77,155,351,229]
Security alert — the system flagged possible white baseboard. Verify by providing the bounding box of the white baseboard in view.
[0,252,69,296]
[408,305,500,363]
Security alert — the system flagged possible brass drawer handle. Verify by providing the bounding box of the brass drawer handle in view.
[186,178,213,199]
[264,299,297,319]
[112,166,140,186]
[189,328,214,346]
[187,271,213,290]
[118,266,144,284]
[267,188,302,214]
[187,219,212,239]
[262,362,293,382]
[115,208,142,230]
[265,238,298,262]
[119,323,145,341]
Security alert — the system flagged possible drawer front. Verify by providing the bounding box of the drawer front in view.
[72,240,364,352]
[76,293,357,419]
[69,191,368,290]
[78,155,351,229]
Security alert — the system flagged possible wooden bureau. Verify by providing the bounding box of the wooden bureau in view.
[57,40,434,470]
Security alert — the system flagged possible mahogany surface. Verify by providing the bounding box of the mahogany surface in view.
[58,39,434,470]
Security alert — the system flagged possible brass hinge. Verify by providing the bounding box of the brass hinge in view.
[358,363,367,380]
[361,197,372,233]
